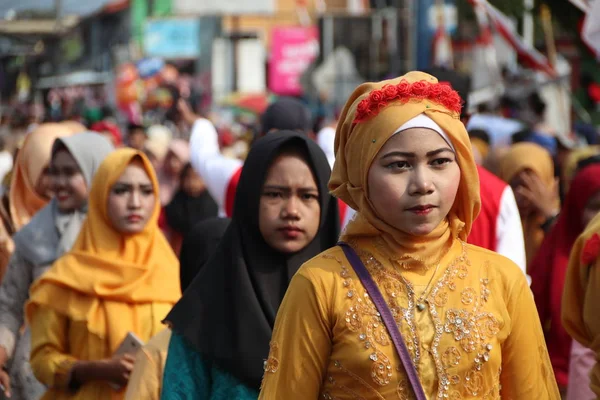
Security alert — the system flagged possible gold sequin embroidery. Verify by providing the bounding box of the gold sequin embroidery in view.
[464,370,484,396]
[444,309,478,353]
[460,288,476,305]
[433,290,449,307]
[263,342,280,373]
[442,346,461,367]
[396,379,414,400]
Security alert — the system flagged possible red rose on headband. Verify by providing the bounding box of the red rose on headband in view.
[582,233,600,266]
[356,99,371,116]
[411,81,428,97]
[370,90,384,103]
[428,83,444,98]
[353,80,463,122]
[396,82,411,97]
[383,85,399,99]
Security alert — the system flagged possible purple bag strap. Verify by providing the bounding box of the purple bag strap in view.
[338,242,427,400]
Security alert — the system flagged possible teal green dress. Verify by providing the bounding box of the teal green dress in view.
[160,332,259,400]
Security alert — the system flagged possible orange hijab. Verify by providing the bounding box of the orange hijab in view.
[330,71,480,268]
[9,123,74,230]
[26,149,181,352]
[498,142,555,265]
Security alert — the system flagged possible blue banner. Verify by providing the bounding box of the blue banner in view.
[143,18,200,59]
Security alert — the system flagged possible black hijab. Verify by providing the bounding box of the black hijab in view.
[178,216,230,293]
[164,164,219,236]
[165,131,339,390]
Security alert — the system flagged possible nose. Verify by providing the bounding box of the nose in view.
[53,173,66,190]
[281,195,300,220]
[128,189,142,209]
[408,166,435,196]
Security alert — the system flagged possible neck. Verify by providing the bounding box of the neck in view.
[342,214,459,270]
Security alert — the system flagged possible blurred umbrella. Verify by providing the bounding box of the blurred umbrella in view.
[137,58,165,79]
[221,93,275,115]
[116,63,138,86]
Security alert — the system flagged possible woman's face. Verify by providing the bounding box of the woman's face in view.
[258,152,321,254]
[367,128,460,236]
[107,160,156,234]
[582,190,600,228]
[510,170,533,215]
[165,151,185,177]
[128,130,146,150]
[182,167,206,197]
[50,149,88,212]
[34,166,54,200]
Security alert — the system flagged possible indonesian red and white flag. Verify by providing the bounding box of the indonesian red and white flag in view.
[582,0,600,58]
[432,25,454,68]
[431,4,454,68]
[469,0,556,76]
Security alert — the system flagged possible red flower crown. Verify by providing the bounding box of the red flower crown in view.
[353,80,463,123]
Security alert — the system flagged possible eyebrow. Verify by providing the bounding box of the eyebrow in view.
[262,185,318,192]
[113,182,153,188]
[381,148,454,159]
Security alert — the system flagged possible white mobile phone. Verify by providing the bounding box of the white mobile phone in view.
[110,332,145,390]
[113,331,144,357]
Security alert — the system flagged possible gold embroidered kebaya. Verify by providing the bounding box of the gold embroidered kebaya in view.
[259,71,559,399]
[259,238,559,399]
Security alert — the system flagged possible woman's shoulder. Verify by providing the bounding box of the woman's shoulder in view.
[164,332,258,400]
[296,246,347,281]
[463,242,529,290]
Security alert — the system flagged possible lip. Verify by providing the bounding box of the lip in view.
[126,214,143,223]
[407,204,436,216]
[278,226,304,239]
[56,192,70,201]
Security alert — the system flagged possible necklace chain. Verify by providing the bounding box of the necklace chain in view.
[415,262,441,309]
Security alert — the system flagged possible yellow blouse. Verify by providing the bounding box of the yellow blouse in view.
[124,328,172,400]
[29,302,171,400]
[562,213,600,397]
[259,238,560,399]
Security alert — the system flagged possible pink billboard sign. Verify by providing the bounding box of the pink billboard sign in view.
[269,26,319,96]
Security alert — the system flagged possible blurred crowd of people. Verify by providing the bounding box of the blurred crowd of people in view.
[0,69,598,399]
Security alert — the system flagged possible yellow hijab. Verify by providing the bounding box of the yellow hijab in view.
[498,142,555,186]
[9,123,74,230]
[562,145,600,193]
[498,142,555,266]
[26,149,181,352]
[562,212,600,394]
[330,71,480,268]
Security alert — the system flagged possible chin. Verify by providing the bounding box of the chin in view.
[404,222,438,236]
[57,202,74,213]
[120,225,146,235]
[274,241,306,254]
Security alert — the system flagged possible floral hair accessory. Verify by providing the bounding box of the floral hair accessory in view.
[582,233,600,266]
[353,80,463,123]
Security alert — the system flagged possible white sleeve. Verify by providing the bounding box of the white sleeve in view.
[189,119,243,214]
[316,127,336,170]
[496,186,530,284]
[341,207,356,232]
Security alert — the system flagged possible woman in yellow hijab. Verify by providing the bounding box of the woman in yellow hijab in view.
[26,149,181,399]
[562,211,600,397]
[259,71,559,399]
[561,145,600,195]
[498,143,559,266]
[0,123,74,281]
